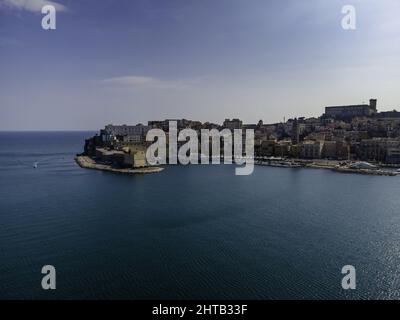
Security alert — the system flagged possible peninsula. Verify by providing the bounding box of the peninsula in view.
[77,98,400,176]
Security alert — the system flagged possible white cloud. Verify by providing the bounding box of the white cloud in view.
[0,0,67,12]
[101,75,202,90]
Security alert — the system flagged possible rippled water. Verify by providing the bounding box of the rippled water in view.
[1,131,400,299]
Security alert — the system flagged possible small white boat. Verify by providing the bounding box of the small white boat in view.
[33,162,38,168]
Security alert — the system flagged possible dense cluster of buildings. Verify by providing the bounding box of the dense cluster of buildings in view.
[252,99,400,163]
[83,98,400,168]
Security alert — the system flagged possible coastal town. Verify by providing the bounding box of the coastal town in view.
[77,98,400,176]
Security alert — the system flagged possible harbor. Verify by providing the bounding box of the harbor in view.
[255,158,400,176]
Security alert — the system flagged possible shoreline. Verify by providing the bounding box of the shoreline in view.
[255,159,399,176]
[75,156,164,175]
[76,155,398,177]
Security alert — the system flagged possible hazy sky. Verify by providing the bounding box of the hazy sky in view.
[1,0,400,130]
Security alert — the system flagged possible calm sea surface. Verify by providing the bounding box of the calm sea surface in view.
[1,131,400,299]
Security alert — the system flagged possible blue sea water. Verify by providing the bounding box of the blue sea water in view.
[1,131,400,299]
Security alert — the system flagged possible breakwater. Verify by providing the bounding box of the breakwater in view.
[75,156,164,174]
